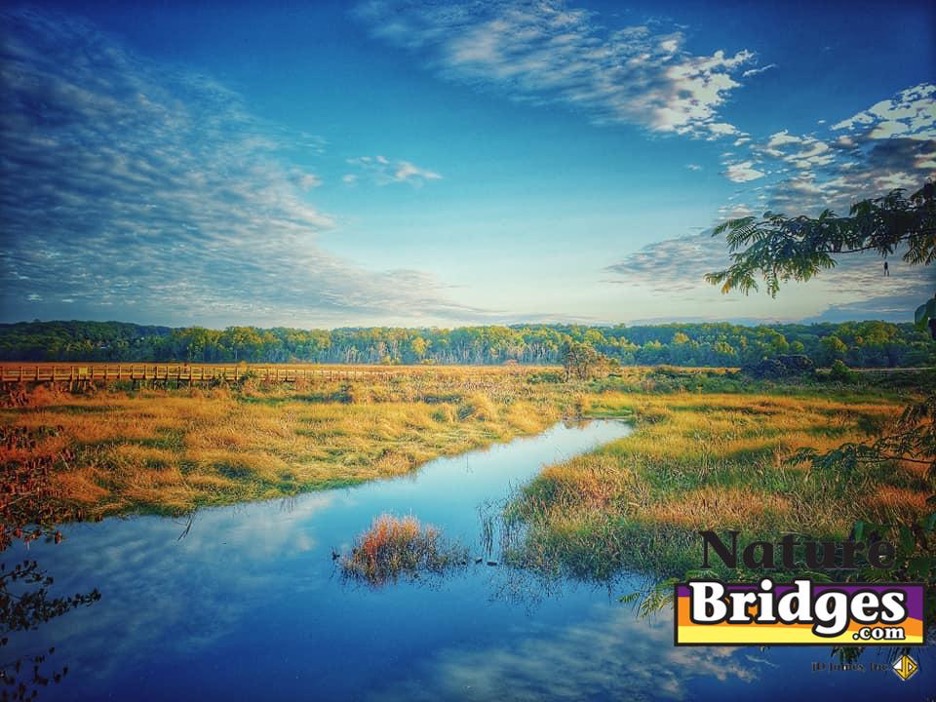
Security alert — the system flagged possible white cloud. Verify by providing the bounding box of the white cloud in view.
[869,121,910,139]
[832,83,936,140]
[724,161,765,182]
[355,0,755,139]
[716,83,936,215]
[764,130,802,150]
[741,63,777,79]
[295,172,323,190]
[345,155,442,186]
[707,122,739,137]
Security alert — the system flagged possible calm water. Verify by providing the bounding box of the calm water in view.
[5,420,933,701]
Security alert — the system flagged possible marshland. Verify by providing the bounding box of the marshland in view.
[2,359,934,700]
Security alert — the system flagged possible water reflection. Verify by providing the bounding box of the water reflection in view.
[365,606,757,702]
[0,555,101,701]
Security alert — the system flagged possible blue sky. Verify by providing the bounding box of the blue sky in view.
[1,0,933,328]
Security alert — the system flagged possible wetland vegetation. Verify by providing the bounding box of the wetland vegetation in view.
[0,368,567,516]
[504,390,930,582]
[1,362,930,588]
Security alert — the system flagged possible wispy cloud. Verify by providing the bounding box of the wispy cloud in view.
[355,0,756,139]
[607,233,730,294]
[0,8,468,325]
[741,63,776,79]
[344,155,442,186]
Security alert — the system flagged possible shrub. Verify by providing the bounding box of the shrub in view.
[828,359,857,383]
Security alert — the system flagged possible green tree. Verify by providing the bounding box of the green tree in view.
[819,334,848,365]
[561,340,604,380]
[706,181,935,297]
[409,336,429,362]
[707,181,934,470]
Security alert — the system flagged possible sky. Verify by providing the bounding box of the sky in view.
[1,0,934,329]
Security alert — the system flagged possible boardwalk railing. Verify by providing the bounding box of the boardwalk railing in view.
[0,363,536,388]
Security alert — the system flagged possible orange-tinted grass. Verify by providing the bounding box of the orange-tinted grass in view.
[339,514,468,586]
[1,375,564,516]
[510,388,926,580]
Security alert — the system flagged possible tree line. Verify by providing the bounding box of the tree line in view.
[0,319,933,369]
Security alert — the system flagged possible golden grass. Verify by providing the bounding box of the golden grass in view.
[643,487,794,531]
[512,389,929,579]
[5,365,928,579]
[0,368,566,516]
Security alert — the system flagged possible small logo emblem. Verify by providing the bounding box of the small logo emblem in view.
[891,654,919,682]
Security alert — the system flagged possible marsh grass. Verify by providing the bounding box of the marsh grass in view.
[339,514,469,586]
[509,390,928,582]
[0,368,567,516]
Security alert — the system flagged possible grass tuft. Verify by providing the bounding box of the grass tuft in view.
[339,514,468,586]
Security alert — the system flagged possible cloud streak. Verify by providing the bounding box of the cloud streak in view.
[355,0,756,139]
[344,155,442,186]
[0,8,469,326]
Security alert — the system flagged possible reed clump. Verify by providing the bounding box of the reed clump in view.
[339,514,468,586]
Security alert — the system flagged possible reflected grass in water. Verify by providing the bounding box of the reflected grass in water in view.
[340,514,469,587]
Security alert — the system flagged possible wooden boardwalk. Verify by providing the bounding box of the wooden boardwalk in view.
[0,362,536,388]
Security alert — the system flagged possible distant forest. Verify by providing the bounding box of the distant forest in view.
[1,320,934,369]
